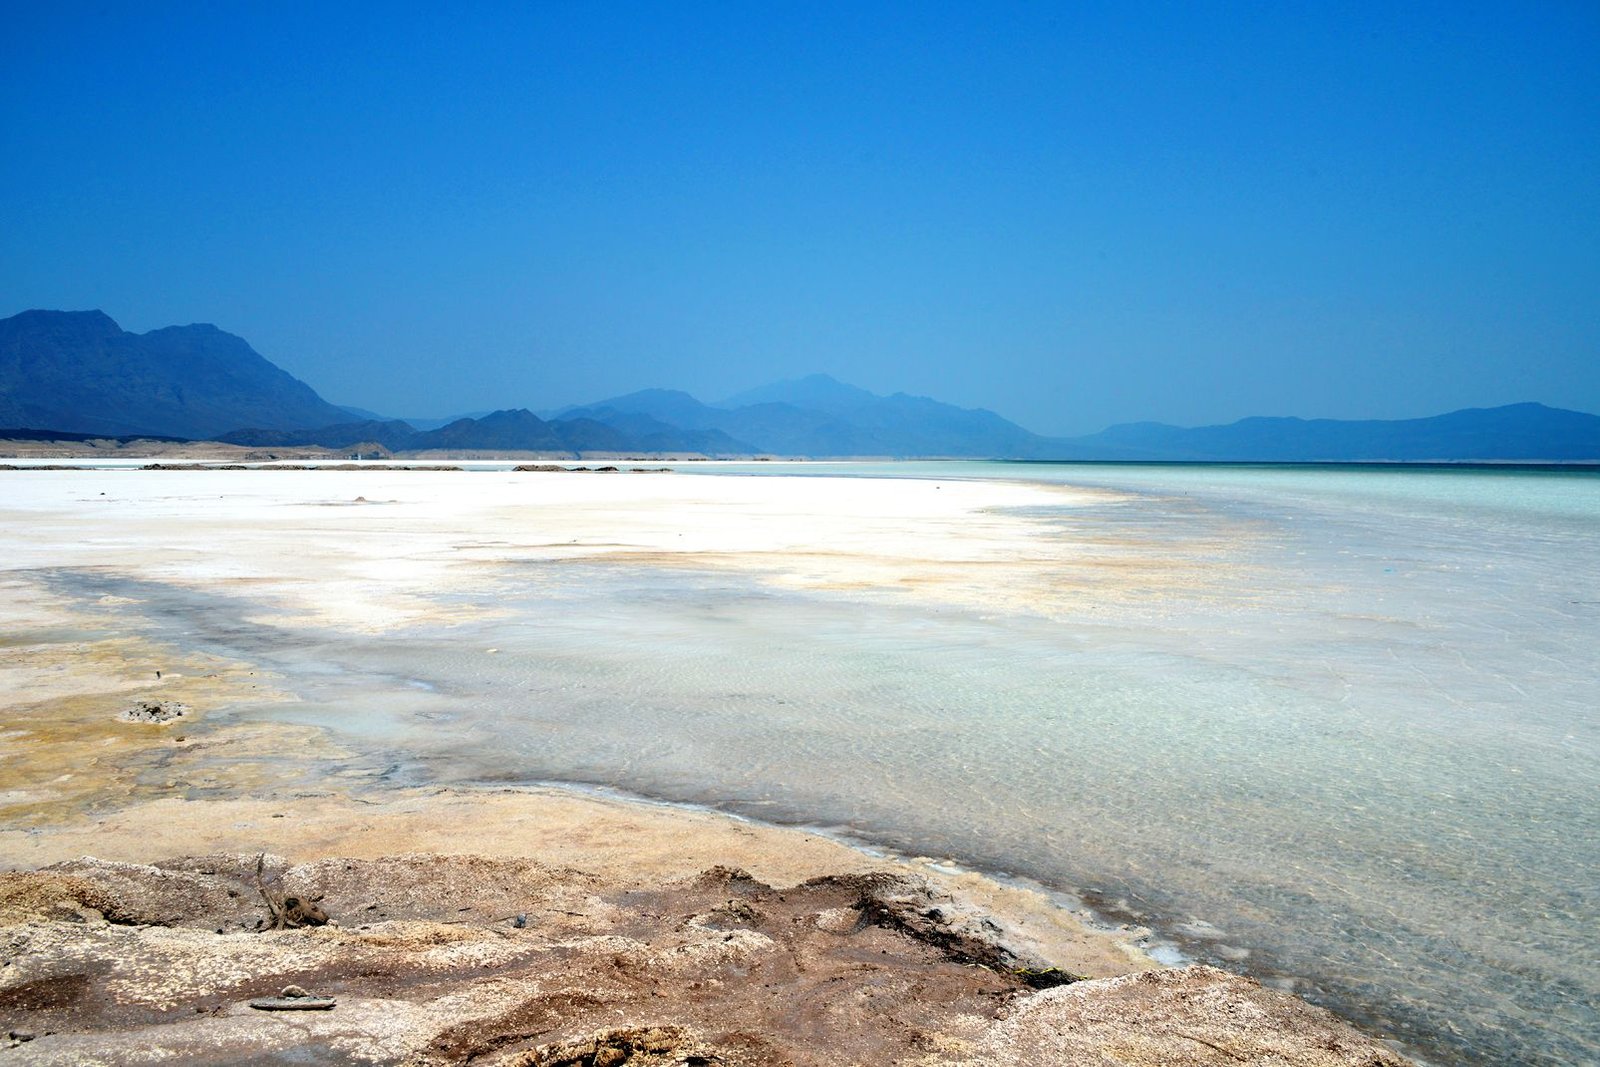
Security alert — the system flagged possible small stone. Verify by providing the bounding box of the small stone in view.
[281,984,310,998]
[9,1031,35,1042]
[513,913,527,928]
[120,699,189,724]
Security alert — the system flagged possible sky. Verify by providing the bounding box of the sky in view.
[3,2,1597,435]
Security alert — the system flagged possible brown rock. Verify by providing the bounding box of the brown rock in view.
[970,964,1411,1066]
[0,857,1413,1066]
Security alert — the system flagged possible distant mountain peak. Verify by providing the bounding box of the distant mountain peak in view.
[617,388,699,401]
[717,373,881,413]
[143,321,228,338]
[789,372,853,388]
[12,307,117,323]
[475,407,541,422]
[7,308,124,338]
[567,375,1043,457]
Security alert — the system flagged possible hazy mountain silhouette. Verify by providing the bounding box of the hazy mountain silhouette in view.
[548,404,758,454]
[4,310,1597,459]
[567,376,1043,457]
[409,409,565,451]
[334,404,391,421]
[1062,403,1600,461]
[221,407,756,455]
[218,419,423,451]
[398,410,499,431]
[717,373,880,414]
[0,309,351,438]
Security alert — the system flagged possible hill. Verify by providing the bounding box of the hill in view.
[0,309,350,438]
[717,373,881,414]
[568,376,1047,457]
[221,408,758,455]
[1060,403,1600,461]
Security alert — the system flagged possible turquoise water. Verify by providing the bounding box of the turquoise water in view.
[172,462,1596,1065]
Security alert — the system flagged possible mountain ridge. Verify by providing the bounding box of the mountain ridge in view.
[566,380,1046,457]
[3,309,1597,460]
[716,373,880,414]
[0,309,350,438]
[1069,401,1600,462]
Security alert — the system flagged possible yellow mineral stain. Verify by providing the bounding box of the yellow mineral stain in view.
[0,623,319,826]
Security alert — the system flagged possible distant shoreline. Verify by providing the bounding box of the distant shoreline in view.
[3,436,1599,471]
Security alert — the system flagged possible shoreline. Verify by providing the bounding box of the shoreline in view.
[0,782,1156,977]
[476,776,1194,969]
[0,785,1411,1065]
[0,465,1431,1063]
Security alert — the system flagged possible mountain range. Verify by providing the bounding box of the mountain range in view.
[3,309,1598,461]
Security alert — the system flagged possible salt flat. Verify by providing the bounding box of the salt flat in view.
[1,468,1103,631]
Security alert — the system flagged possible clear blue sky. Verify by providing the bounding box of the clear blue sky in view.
[3,2,1596,434]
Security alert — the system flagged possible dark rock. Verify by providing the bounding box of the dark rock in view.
[119,700,187,724]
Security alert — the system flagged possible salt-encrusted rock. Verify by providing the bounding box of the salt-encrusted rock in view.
[968,964,1410,1066]
[0,858,1413,1066]
[119,700,188,724]
[248,994,335,1011]
[515,1025,711,1066]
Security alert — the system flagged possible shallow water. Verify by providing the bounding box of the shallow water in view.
[62,462,1598,1066]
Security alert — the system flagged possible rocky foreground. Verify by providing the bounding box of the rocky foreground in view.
[0,851,1408,1066]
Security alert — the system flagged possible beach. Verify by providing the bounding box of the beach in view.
[7,462,1591,1062]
